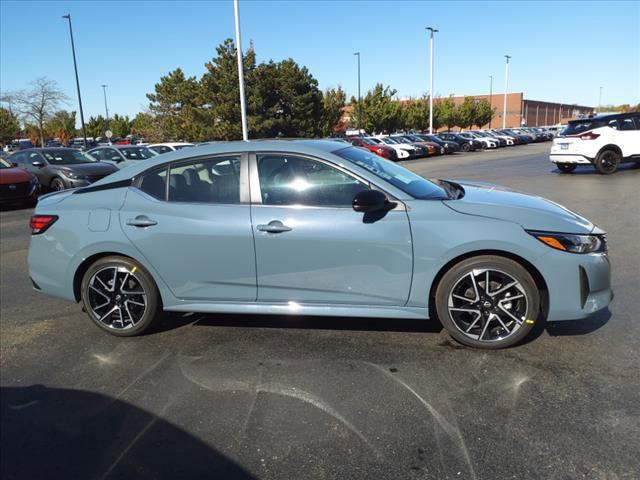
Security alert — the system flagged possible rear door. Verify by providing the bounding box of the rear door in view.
[120,153,256,302]
[250,152,413,306]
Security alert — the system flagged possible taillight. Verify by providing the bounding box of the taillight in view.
[30,215,58,235]
[579,132,600,140]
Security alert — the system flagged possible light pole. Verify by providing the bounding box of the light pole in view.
[598,86,603,113]
[502,55,511,129]
[488,75,493,128]
[233,0,248,141]
[100,84,109,128]
[426,27,438,134]
[354,52,361,131]
[62,14,88,149]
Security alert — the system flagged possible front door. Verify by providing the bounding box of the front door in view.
[120,154,256,302]
[250,153,413,306]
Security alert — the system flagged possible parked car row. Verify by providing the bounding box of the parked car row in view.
[338,126,554,162]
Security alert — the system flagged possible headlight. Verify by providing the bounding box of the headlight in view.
[60,170,85,180]
[527,230,607,254]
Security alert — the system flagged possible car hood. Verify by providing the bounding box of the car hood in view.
[0,167,34,183]
[443,181,595,234]
[54,162,118,175]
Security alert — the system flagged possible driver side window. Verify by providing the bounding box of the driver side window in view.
[257,154,368,207]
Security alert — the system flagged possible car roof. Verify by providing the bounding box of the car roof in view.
[85,139,350,186]
[148,142,194,147]
[568,112,638,123]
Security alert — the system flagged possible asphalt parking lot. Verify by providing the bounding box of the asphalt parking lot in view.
[1,142,639,480]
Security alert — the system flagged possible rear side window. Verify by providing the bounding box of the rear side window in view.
[139,168,168,200]
[617,117,636,131]
[168,156,241,204]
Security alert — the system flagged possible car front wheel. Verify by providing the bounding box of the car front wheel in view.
[435,255,541,349]
[594,149,620,174]
[460,143,470,152]
[50,177,66,191]
[81,256,161,336]
[557,163,577,173]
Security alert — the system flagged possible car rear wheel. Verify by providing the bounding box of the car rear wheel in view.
[557,163,577,173]
[50,177,66,191]
[81,256,161,336]
[435,255,541,349]
[594,149,620,174]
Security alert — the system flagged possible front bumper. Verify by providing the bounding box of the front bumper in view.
[541,250,612,321]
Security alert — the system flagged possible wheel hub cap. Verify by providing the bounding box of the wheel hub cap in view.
[86,266,147,330]
[447,268,528,342]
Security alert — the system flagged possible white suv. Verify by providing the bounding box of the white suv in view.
[550,113,640,174]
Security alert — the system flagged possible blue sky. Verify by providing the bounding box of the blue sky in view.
[1,0,638,124]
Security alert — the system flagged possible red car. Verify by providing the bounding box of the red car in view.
[0,157,40,206]
[345,137,398,161]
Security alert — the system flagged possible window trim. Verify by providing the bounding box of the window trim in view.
[249,151,405,211]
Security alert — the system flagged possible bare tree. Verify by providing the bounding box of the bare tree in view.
[4,78,69,147]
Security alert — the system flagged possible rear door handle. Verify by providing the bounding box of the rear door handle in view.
[257,220,292,233]
[126,215,157,227]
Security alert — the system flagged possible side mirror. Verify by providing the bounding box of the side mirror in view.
[352,189,397,213]
[31,161,44,167]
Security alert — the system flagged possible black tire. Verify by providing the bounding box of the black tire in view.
[460,143,470,152]
[557,163,577,173]
[80,255,161,336]
[594,149,620,174]
[434,255,541,349]
[50,177,66,191]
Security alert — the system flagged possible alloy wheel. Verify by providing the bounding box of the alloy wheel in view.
[86,266,147,330]
[51,179,65,191]
[598,151,618,174]
[447,268,528,343]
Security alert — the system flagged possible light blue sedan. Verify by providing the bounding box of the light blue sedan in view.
[27,140,612,348]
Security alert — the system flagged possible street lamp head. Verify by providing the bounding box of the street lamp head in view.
[426,27,439,33]
[101,84,108,88]
[353,52,359,56]
[504,55,511,62]
[62,14,70,19]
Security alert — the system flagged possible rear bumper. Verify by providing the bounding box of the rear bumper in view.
[549,153,592,164]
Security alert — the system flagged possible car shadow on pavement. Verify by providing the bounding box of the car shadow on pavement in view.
[544,308,612,336]
[156,311,443,335]
[0,385,255,480]
[552,163,640,175]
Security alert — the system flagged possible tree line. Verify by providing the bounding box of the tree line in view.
[2,38,503,146]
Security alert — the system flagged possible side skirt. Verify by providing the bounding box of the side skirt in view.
[164,302,429,320]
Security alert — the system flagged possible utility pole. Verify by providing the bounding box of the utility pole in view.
[426,27,438,134]
[598,86,603,113]
[100,84,109,128]
[354,52,361,131]
[233,0,248,141]
[488,75,493,128]
[62,14,88,149]
[502,55,511,129]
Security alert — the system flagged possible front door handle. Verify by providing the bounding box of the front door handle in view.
[257,220,292,233]
[126,215,158,227]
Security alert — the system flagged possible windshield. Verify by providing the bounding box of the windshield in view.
[362,137,379,145]
[42,150,96,165]
[380,137,398,145]
[333,147,448,200]
[173,144,194,150]
[120,147,156,160]
[0,158,12,169]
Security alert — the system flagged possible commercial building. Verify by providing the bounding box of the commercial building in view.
[447,93,594,129]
